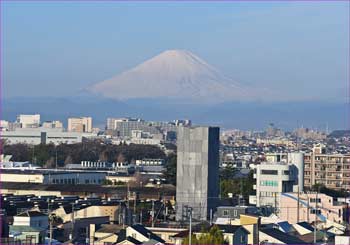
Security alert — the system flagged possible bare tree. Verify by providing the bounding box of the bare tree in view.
[64,155,73,165]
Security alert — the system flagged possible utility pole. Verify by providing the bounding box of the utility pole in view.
[188,207,192,245]
[127,183,130,225]
[55,148,58,170]
[297,186,300,223]
[210,209,213,225]
[32,146,35,164]
[151,200,155,227]
[140,210,142,225]
[71,202,75,241]
[48,198,52,245]
[133,192,136,213]
[307,196,310,223]
[164,206,167,223]
[314,187,319,244]
[274,192,277,215]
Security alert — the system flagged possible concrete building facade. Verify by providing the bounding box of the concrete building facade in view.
[42,120,63,129]
[251,162,298,209]
[1,128,95,145]
[68,117,92,133]
[304,145,350,190]
[0,169,106,185]
[266,146,350,191]
[16,114,40,128]
[279,192,343,224]
[176,126,220,221]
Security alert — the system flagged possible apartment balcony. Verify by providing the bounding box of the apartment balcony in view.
[327,169,341,172]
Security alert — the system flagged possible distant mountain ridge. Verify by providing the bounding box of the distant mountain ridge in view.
[87,50,270,103]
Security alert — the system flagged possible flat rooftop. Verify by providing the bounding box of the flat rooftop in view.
[0,168,107,175]
[1,182,176,196]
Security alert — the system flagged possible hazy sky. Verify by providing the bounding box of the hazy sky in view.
[2,1,349,101]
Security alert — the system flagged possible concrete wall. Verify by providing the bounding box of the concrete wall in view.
[1,173,44,183]
[176,126,219,221]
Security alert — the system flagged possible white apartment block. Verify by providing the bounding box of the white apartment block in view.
[250,153,304,210]
[16,114,40,128]
[68,117,92,133]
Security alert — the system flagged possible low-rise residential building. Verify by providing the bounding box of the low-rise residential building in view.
[147,227,186,244]
[214,206,259,222]
[9,225,46,244]
[126,224,165,244]
[89,224,123,244]
[259,228,307,244]
[54,205,121,223]
[250,161,301,209]
[279,192,344,224]
[12,211,48,230]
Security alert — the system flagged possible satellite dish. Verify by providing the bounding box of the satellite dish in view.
[240,169,250,175]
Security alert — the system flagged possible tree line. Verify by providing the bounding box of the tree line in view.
[2,140,166,167]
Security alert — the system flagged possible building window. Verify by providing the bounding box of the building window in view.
[310,209,321,214]
[283,170,290,175]
[260,180,278,187]
[310,198,321,203]
[261,170,278,175]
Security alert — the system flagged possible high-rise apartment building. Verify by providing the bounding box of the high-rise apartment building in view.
[304,144,350,190]
[266,146,350,190]
[176,126,220,221]
[68,117,92,133]
[16,114,40,128]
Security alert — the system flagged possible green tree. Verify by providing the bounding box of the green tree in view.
[183,225,228,245]
[220,170,254,199]
[163,153,177,185]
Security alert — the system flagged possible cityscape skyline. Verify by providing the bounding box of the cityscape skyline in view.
[2,1,349,102]
[1,2,350,244]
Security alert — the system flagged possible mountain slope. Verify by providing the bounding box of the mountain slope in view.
[87,50,267,103]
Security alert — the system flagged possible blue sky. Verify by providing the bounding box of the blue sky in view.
[1,1,349,101]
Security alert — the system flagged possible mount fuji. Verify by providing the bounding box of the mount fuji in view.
[87,50,269,103]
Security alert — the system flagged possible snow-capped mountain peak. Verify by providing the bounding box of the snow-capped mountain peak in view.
[87,49,265,103]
